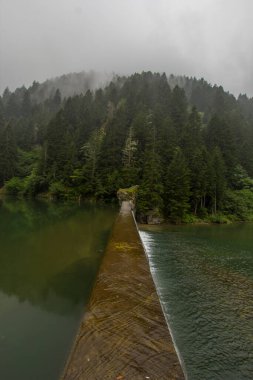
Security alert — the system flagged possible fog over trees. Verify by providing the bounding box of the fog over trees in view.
[1,72,253,222]
[1,0,253,96]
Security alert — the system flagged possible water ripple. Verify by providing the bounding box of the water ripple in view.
[140,225,253,380]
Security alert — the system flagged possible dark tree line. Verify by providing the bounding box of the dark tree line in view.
[1,72,253,222]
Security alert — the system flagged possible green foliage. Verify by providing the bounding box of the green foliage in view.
[230,164,253,190]
[209,147,226,213]
[189,147,210,214]
[17,147,41,177]
[49,182,66,199]
[170,85,188,130]
[23,171,48,196]
[80,126,106,194]
[5,177,25,195]
[1,71,253,223]
[137,117,163,215]
[164,148,190,222]
[118,185,138,196]
[223,189,253,220]
[0,124,17,185]
[117,185,138,204]
[181,213,201,224]
[121,126,139,186]
[206,213,231,224]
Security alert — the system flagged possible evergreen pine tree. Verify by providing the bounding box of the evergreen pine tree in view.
[80,126,106,194]
[209,147,226,213]
[190,147,210,214]
[170,85,188,133]
[164,148,190,222]
[0,124,17,185]
[121,126,139,186]
[137,115,163,219]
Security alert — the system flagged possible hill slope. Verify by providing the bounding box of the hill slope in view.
[1,71,253,222]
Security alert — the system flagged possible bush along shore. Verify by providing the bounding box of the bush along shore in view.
[1,72,253,224]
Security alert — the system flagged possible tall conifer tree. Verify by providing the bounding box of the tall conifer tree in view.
[164,148,190,222]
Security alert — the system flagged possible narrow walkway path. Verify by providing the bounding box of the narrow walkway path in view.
[61,201,184,380]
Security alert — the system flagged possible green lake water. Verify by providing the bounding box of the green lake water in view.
[0,199,116,380]
[140,223,253,380]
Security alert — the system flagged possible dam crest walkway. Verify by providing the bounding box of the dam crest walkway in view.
[61,201,184,380]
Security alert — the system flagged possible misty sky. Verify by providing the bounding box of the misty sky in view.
[1,0,253,97]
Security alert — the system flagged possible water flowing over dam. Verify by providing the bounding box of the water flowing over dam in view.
[61,201,184,380]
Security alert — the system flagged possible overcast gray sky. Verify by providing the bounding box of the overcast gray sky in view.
[1,0,253,96]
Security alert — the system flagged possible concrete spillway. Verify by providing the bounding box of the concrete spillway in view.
[61,201,184,380]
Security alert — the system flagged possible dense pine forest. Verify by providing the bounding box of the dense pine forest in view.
[1,71,253,223]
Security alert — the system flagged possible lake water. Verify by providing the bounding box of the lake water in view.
[140,223,253,380]
[0,199,116,380]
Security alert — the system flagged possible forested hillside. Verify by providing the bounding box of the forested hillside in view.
[1,71,253,223]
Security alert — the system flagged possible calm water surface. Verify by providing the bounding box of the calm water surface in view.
[0,199,116,380]
[140,223,253,380]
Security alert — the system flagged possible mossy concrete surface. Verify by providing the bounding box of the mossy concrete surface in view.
[61,201,184,380]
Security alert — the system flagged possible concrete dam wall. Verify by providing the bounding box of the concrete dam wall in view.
[61,201,184,380]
